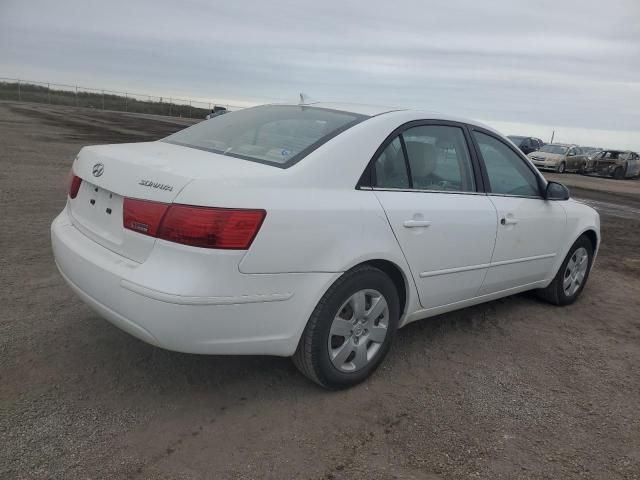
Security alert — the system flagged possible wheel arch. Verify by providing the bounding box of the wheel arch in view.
[359,259,409,319]
[332,254,417,323]
[546,226,600,288]
[582,228,599,253]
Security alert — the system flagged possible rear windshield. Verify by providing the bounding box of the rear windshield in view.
[163,105,367,168]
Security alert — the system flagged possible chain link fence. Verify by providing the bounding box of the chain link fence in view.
[0,77,246,119]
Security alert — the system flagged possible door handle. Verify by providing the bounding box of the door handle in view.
[500,217,518,226]
[403,220,432,228]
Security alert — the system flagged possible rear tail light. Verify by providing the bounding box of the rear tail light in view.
[68,173,82,199]
[123,199,265,250]
[123,198,169,237]
[158,205,266,249]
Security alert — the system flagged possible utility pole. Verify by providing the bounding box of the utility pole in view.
[47,83,51,104]
[75,85,79,107]
[550,130,555,144]
[169,97,172,116]
[17,81,21,101]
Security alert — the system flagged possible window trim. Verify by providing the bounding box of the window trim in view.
[398,135,414,189]
[467,126,547,199]
[357,119,486,194]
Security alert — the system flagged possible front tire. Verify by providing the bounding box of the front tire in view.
[536,236,594,306]
[557,162,566,174]
[293,265,400,389]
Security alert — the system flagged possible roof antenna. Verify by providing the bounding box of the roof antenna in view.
[299,92,311,105]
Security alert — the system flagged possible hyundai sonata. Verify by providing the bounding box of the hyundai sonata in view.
[51,103,600,388]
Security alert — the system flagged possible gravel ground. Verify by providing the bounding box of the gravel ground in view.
[1,102,639,480]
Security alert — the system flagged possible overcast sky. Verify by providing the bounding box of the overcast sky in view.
[1,0,639,149]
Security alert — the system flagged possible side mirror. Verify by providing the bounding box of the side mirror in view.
[545,181,570,201]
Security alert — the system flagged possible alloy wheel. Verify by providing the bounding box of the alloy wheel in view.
[563,247,589,297]
[328,289,389,372]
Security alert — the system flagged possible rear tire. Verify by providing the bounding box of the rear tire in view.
[613,166,624,180]
[536,236,593,306]
[578,162,587,174]
[293,265,400,389]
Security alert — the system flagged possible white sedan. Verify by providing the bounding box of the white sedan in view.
[51,103,600,388]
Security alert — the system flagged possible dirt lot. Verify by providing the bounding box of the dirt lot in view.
[1,102,639,480]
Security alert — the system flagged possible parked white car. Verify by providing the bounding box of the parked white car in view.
[52,103,600,388]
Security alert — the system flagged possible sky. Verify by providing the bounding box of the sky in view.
[1,0,639,150]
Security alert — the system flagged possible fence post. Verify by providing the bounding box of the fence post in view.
[17,81,21,101]
[47,83,51,104]
[102,90,105,110]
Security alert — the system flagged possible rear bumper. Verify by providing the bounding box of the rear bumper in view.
[51,207,338,356]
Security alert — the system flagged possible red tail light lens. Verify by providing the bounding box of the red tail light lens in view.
[123,199,265,250]
[68,174,82,199]
[123,198,169,237]
[158,205,266,249]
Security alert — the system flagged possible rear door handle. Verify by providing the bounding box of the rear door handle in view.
[500,217,518,225]
[403,220,432,228]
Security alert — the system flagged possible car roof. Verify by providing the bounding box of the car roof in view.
[265,102,501,136]
[290,102,404,116]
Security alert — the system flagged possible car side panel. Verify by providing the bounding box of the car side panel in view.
[479,197,566,295]
[374,191,498,309]
[543,199,600,284]
[237,189,412,275]
[567,152,588,171]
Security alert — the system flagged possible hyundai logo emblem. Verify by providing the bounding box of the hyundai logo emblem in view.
[92,163,104,177]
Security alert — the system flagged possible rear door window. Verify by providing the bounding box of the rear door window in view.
[402,125,476,192]
[372,124,476,193]
[372,137,410,189]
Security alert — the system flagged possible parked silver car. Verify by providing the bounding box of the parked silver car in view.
[528,144,589,173]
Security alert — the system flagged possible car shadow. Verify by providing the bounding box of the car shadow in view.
[66,290,548,400]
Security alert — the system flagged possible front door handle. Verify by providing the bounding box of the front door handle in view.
[500,217,518,226]
[403,220,432,228]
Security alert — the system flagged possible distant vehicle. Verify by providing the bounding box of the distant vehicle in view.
[51,103,600,388]
[507,135,544,155]
[586,149,603,160]
[582,146,602,158]
[205,106,228,120]
[586,150,640,179]
[528,144,589,173]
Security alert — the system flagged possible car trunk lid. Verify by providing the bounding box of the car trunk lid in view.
[68,141,278,262]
